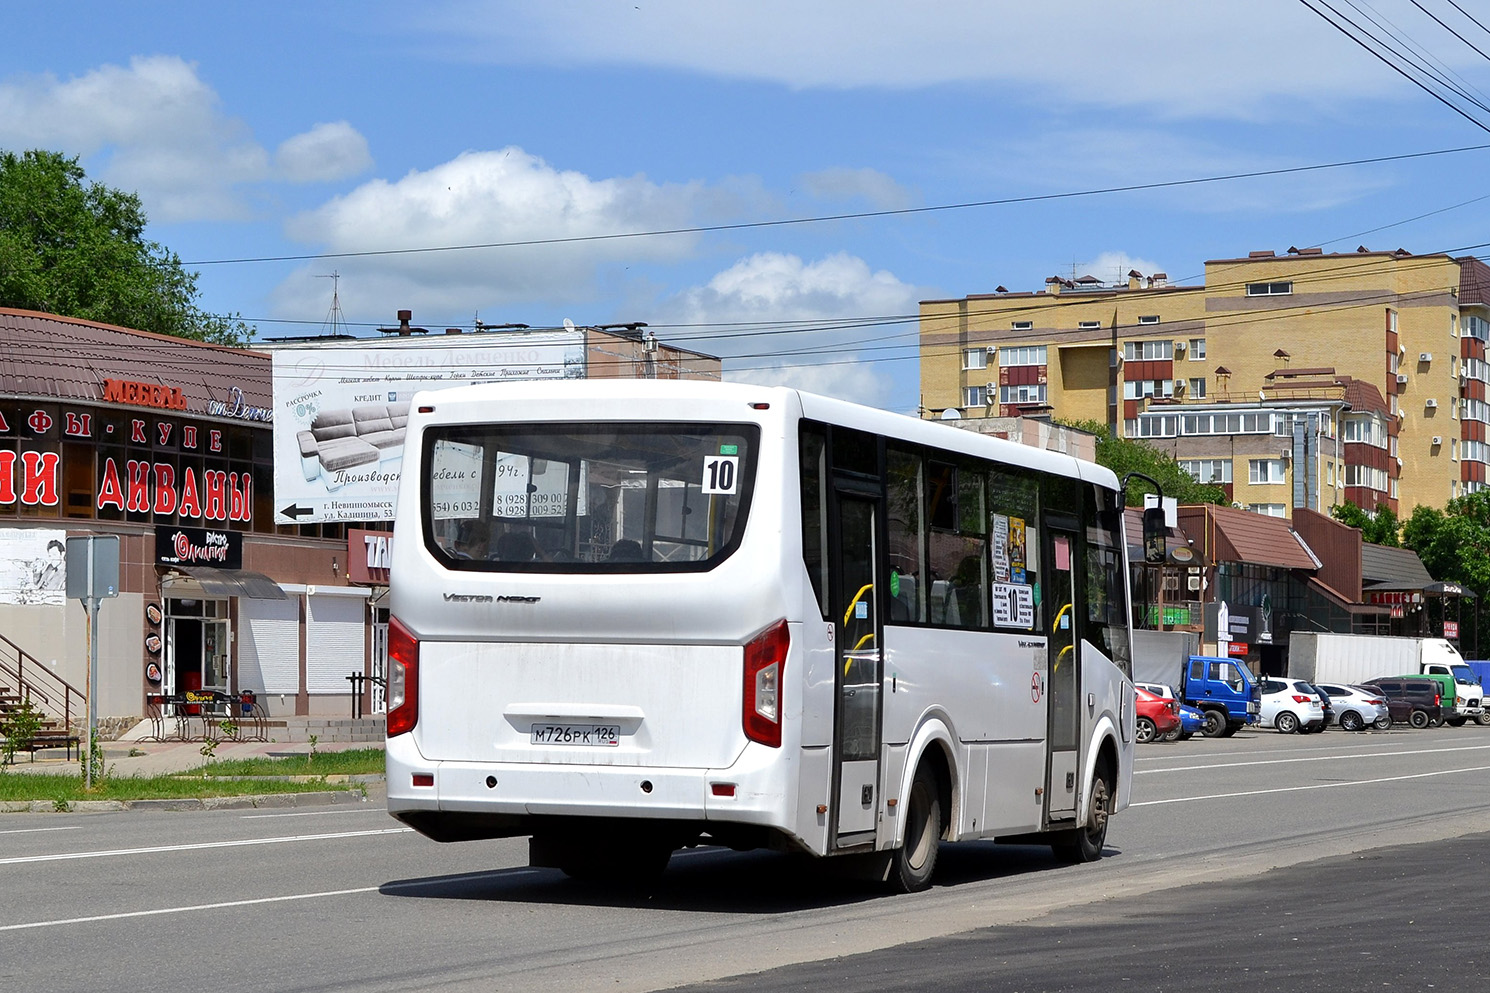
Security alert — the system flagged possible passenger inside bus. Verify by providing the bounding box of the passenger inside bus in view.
[495,530,539,562]
[453,519,490,559]
[608,538,644,562]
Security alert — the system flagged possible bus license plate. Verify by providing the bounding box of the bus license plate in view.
[531,723,621,746]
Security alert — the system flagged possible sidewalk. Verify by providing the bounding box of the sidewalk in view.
[3,738,384,778]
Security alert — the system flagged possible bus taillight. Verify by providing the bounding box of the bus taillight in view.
[387,615,419,737]
[743,619,789,748]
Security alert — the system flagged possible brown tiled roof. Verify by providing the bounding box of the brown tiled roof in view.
[1457,256,1490,307]
[0,307,271,413]
[1199,504,1320,571]
[1338,377,1386,414]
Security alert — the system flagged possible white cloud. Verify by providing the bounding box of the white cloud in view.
[430,0,1442,118]
[1070,252,1168,285]
[275,147,717,316]
[799,167,914,209]
[0,56,373,221]
[658,251,920,404]
[276,121,373,183]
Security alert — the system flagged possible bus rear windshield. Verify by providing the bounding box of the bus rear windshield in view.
[422,422,759,572]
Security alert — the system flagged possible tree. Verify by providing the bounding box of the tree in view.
[1330,500,1401,546]
[1060,419,1228,506]
[0,149,252,346]
[1402,492,1490,657]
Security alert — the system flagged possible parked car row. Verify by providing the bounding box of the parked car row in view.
[1134,674,1477,740]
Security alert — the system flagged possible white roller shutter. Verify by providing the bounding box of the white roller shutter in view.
[306,594,365,694]
[239,597,300,695]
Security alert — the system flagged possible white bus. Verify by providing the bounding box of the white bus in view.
[385,381,1135,891]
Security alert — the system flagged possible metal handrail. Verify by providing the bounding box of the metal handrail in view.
[0,629,82,731]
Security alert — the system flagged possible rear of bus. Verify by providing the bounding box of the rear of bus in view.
[385,381,807,871]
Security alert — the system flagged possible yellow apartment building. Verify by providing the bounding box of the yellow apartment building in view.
[920,248,1490,520]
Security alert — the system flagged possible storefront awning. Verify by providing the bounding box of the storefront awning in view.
[168,566,288,600]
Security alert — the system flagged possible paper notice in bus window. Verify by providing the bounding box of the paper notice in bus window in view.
[991,514,1010,582]
[1054,534,1070,571]
[992,583,1035,628]
[701,455,739,494]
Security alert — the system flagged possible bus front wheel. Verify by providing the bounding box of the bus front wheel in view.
[887,764,942,893]
[1051,760,1113,864]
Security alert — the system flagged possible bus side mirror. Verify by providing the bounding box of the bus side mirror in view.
[1143,506,1165,564]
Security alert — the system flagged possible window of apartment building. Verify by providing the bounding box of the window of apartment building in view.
[1245,281,1292,296]
[1181,412,1273,435]
[962,348,988,370]
[1138,315,1160,325]
[999,383,1047,404]
[1467,316,1490,342]
[1179,459,1231,484]
[1326,461,1336,486]
[1011,320,1034,330]
[1122,339,1173,361]
[1452,438,1460,461]
[1391,477,1399,499]
[1123,379,1174,400]
[1000,345,1047,366]
[1125,414,1178,438]
[1464,398,1490,424]
[1465,357,1488,383]
[1249,459,1287,484]
[1343,464,1389,491]
[1188,377,1207,398]
[1247,503,1287,517]
[1078,320,1101,330]
[1188,338,1206,360]
[1341,413,1388,447]
[963,385,988,407]
[1452,314,1459,338]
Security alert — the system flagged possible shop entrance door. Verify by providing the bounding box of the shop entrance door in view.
[165,598,231,698]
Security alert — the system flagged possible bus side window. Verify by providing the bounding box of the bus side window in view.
[886,446,926,623]
[926,461,987,629]
[800,423,830,619]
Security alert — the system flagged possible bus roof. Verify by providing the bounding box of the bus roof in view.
[410,379,1119,492]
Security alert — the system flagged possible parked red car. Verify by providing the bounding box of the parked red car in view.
[1135,686,1181,743]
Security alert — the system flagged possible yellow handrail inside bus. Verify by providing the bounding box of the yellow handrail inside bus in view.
[843,583,874,625]
[1052,603,1072,634]
[851,633,875,652]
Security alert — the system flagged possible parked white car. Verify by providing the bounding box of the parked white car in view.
[1259,678,1325,733]
[1313,682,1391,731]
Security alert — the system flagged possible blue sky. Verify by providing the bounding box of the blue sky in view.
[4,1,1490,413]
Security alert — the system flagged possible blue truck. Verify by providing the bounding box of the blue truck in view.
[1465,661,1490,726]
[1134,653,1264,738]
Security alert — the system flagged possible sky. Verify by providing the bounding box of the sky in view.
[4,1,1490,414]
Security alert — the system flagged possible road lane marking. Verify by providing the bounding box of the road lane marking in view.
[1137,742,1490,775]
[1133,762,1490,806]
[0,827,412,866]
[241,807,389,819]
[0,826,81,836]
[0,867,544,932]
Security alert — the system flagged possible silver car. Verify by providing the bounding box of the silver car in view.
[1314,683,1391,731]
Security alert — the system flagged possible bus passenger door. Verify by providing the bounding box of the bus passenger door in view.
[832,490,882,845]
[1044,523,1081,821]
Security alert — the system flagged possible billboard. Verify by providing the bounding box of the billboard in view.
[0,527,67,606]
[271,333,585,524]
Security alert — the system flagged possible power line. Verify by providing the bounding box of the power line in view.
[180,143,1490,268]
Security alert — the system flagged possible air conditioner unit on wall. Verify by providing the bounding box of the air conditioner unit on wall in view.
[1426,399,1439,408]
[1397,373,1410,384]
[1432,436,1443,445]
[1162,575,1180,591]
[1187,575,1202,592]
[1420,352,1433,362]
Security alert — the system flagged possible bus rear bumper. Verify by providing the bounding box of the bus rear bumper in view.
[386,734,793,838]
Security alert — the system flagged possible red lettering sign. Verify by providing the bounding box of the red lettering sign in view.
[20,452,59,506]
[182,425,197,449]
[127,459,151,513]
[157,422,173,446]
[0,451,14,503]
[179,466,202,519]
[27,410,54,435]
[153,463,177,515]
[64,412,93,437]
[209,429,222,453]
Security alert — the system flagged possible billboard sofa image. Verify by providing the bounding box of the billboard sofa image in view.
[296,403,410,488]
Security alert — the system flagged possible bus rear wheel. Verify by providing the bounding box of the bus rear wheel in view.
[887,764,942,893]
[1051,760,1113,864]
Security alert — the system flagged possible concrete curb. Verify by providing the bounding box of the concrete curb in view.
[0,788,371,814]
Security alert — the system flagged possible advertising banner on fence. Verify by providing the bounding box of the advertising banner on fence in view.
[271,332,585,524]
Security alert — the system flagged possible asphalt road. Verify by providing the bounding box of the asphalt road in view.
[3,723,1489,993]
